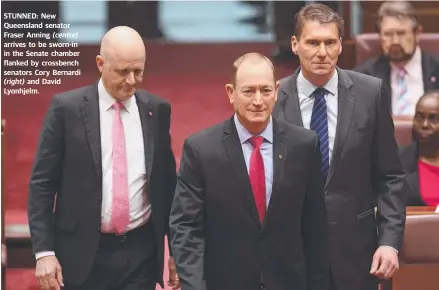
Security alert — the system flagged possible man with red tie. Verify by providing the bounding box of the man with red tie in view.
[169,53,330,290]
[28,26,179,290]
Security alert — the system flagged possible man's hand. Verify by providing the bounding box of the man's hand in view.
[370,246,399,279]
[35,256,64,290]
[167,256,180,289]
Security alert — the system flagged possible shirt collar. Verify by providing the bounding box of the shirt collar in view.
[298,69,338,98]
[391,45,421,77]
[98,79,135,113]
[234,114,273,144]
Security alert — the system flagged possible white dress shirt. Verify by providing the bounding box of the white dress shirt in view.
[36,80,150,260]
[297,69,338,163]
[296,70,399,253]
[391,46,424,116]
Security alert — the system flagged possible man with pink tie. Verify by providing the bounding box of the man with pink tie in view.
[28,26,179,290]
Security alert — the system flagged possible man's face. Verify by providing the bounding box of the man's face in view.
[226,61,279,129]
[379,16,419,63]
[413,96,439,144]
[292,21,342,78]
[96,49,145,101]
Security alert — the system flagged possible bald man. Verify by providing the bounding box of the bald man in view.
[28,26,179,290]
[169,53,329,290]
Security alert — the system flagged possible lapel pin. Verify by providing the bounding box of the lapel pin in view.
[148,111,153,116]
[278,154,283,159]
[431,76,436,83]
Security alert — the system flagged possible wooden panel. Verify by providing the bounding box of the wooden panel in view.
[360,1,439,33]
[339,40,356,69]
[392,207,439,290]
[393,265,439,290]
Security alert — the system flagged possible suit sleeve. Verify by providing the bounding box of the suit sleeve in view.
[169,139,206,290]
[28,94,65,255]
[160,102,177,257]
[372,80,407,251]
[302,135,330,290]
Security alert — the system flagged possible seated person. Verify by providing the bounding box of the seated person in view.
[354,1,439,117]
[400,91,439,206]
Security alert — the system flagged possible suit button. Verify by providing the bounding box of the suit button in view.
[325,191,328,196]
[96,197,102,204]
[97,227,100,232]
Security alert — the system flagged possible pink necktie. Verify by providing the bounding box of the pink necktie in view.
[111,101,130,234]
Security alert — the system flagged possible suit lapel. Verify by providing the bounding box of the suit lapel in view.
[80,83,102,183]
[263,120,286,230]
[222,118,261,229]
[135,92,155,183]
[377,57,391,97]
[281,70,303,127]
[326,68,355,185]
[401,142,423,205]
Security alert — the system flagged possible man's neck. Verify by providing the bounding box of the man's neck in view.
[238,116,269,136]
[391,60,409,70]
[302,68,335,87]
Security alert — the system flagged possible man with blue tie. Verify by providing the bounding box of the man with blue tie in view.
[273,3,407,290]
[169,52,330,290]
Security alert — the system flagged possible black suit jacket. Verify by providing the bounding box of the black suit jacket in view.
[354,51,439,98]
[28,83,176,286]
[399,142,427,206]
[169,117,329,290]
[273,68,407,290]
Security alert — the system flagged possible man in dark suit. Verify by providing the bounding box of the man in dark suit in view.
[28,26,179,290]
[170,53,329,290]
[273,4,407,290]
[399,91,439,206]
[354,1,439,116]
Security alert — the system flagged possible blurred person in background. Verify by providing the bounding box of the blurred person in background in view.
[28,26,179,290]
[170,52,330,290]
[273,3,407,290]
[400,91,439,206]
[355,1,439,117]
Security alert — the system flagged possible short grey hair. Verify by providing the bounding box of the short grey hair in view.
[376,1,419,31]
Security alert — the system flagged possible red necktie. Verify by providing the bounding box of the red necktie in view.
[249,136,266,223]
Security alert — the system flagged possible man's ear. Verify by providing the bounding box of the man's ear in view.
[225,84,234,105]
[274,80,280,103]
[96,55,104,73]
[291,36,299,55]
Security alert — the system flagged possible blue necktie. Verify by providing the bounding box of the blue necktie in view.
[310,88,329,180]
